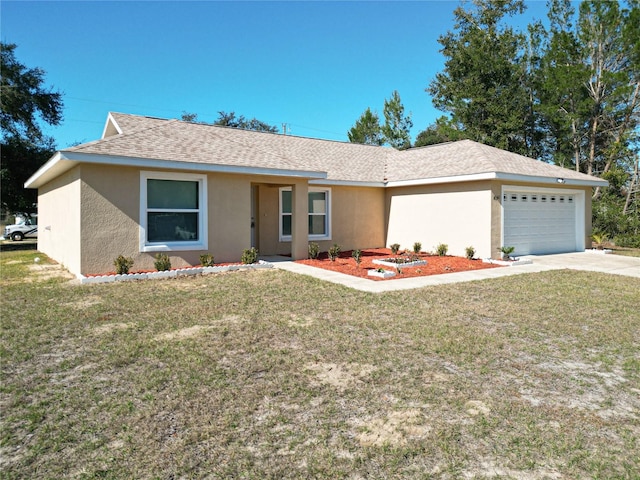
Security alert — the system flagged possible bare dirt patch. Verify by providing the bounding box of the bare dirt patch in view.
[297,248,501,280]
[26,263,75,282]
[305,362,376,391]
[154,325,214,341]
[93,322,135,335]
[353,409,431,447]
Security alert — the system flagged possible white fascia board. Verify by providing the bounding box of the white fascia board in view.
[309,179,385,187]
[24,152,73,189]
[101,112,123,138]
[59,151,328,180]
[494,172,608,187]
[385,173,496,187]
[385,172,608,188]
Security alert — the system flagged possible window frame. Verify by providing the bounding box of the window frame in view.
[279,187,331,242]
[139,171,208,252]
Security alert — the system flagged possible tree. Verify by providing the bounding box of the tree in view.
[347,108,384,146]
[428,0,532,155]
[214,111,278,133]
[414,116,468,147]
[381,90,413,150]
[1,43,63,213]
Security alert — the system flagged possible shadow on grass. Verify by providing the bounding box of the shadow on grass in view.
[0,240,37,252]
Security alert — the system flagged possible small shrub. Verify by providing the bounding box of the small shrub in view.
[591,231,608,249]
[465,246,476,260]
[435,243,448,256]
[352,248,362,266]
[390,243,401,255]
[241,247,259,264]
[308,242,320,259]
[199,254,215,267]
[499,246,515,259]
[328,243,341,261]
[413,242,422,254]
[114,255,134,275]
[154,253,171,271]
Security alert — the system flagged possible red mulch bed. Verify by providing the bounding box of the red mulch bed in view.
[296,248,502,281]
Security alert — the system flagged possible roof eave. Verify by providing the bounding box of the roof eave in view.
[385,172,608,188]
[26,151,327,189]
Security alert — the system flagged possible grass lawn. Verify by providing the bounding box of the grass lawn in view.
[1,250,639,479]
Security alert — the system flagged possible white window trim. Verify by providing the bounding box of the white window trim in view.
[140,171,208,252]
[279,187,331,242]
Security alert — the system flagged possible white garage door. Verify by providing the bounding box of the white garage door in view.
[503,190,578,255]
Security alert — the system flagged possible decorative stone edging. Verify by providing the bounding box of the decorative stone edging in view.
[367,269,397,279]
[482,258,533,267]
[79,260,273,284]
[372,258,428,269]
[587,248,613,254]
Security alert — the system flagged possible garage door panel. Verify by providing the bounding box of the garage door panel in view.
[503,190,577,256]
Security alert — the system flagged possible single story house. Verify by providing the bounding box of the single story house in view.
[25,112,608,277]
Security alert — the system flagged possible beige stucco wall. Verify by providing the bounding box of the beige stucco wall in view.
[257,184,386,255]
[37,167,82,275]
[386,181,493,258]
[76,166,260,275]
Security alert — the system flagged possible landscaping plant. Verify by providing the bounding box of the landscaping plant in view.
[435,243,448,256]
[199,254,215,267]
[308,242,320,260]
[465,246,476,260]
[328,243,341,262]
[390,243,401,255]
[352,248,362,266]
[499,245,516,260]
[241,247,259,264]
[153,253,171,271]
[413,242,422,254]
[113,255,134,275]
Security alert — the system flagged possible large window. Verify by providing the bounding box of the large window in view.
[140,172,207,252]
[279,187,331,241]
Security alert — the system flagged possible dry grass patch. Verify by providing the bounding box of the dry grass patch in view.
[1,249,639,479]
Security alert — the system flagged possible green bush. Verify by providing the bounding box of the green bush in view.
[154,253,171,271]
[308,242,320,259]
[352,248,362,266]
[199,254,215,267]
[435,243,448,256]
[615,234,640,248]
[241,247,259,264]
[413,242,422,254]
[114,255,134,275]
[499,246,515,259]
[465,246,476,260]
[390,243,401,255]
[328,244,341,262]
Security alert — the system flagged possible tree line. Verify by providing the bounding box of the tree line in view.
[347,0,639,246]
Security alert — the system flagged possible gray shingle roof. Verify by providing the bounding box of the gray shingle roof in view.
[62,112,604,186]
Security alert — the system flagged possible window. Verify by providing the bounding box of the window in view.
[140,172,207,252]
[280,187,331,241]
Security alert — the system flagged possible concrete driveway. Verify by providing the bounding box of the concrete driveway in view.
[527,251,640,278]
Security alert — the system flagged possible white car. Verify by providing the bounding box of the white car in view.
[4,216,38,241]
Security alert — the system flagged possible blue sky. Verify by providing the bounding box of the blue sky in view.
[2,1,550,149]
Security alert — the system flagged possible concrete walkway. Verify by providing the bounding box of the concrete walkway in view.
[262,251,640,293]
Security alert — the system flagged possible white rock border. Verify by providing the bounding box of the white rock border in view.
[372,258,427,269]
[587,248,613,254]
[79,260,273,285]
[482,257,533,267]
[367,269,397,279]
